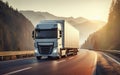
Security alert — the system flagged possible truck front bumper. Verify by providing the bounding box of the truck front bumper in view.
[35,52,59,57]
[34,49,59,57]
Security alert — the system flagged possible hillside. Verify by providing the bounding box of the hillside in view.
[20,11,106,44]
[82,0,120,50]
[0,1,34,51]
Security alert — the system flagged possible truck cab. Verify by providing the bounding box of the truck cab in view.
[32,23,63,59]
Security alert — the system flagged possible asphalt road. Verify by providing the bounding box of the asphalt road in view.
[0,50,97,75]
[1,50,119,75]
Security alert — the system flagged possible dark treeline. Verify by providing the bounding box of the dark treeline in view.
[82,0,120,50]
[0,1,34,51]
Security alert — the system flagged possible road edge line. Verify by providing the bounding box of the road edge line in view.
[92,52,98,75]
[102,53,120,65]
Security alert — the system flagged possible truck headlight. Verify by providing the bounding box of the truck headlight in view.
[35,49,38,53]
[53,48,57,53]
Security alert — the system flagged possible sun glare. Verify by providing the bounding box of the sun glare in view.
[91,16,101,20]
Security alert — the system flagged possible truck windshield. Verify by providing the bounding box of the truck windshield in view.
[35,29,57,39]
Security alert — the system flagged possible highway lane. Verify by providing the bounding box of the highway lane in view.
[0,50,97,75]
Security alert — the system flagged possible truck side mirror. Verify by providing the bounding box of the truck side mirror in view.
[32,30,34,39]
[59,30,62,37]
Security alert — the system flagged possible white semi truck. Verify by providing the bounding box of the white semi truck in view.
[32,20,80,60]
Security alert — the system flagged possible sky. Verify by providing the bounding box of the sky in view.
[3,0,112,22]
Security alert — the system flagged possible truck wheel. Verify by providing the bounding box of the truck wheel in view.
[48,56,52,59]
[74,51,77,55]
[36,56,41,60]
[57,55,62,59]
[65,52,68,57]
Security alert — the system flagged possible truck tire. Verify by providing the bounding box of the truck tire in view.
[74,50,78,55]
[57,55,61,59]
[36,56,41,60]
[65,51,68,57]
[74,51,77,55]
[48,56,52,59]
[65,53,68,57]
[57,53,62,59]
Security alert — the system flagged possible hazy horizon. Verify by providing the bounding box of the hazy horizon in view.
[3,0,112,22]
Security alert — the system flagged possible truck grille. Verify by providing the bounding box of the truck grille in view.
[38,45,53,54]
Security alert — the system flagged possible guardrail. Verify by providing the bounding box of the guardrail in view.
[100,50,120,54]
[97,50,120,58]
[96,50,120,53]
[0,50,35,61]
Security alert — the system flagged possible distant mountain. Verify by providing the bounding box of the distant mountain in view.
[81,0,120,50]
[20,11,106,45]
[20,11,62,25]
[0,1,34,51]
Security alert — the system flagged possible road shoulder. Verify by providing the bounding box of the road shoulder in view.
[96,52,120,75]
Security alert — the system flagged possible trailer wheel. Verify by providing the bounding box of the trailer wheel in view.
[65,50,68,57]
[65,53,68,57]
[74,51,78,55]
[36,56,41,60]
[75,52,77,55]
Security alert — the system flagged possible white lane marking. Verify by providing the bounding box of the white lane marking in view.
[56,60,66,64]
[69,57,74,60]
[94,52,98,66]
[91,51,98,75]
[3,67,32,75]
[103,53,120,65]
